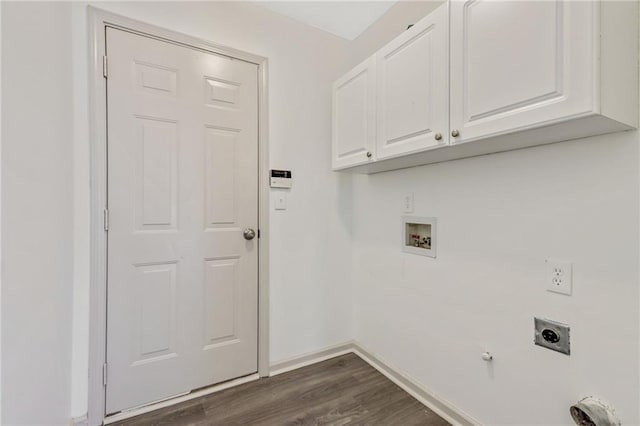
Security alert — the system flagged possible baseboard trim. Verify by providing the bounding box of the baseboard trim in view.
[101,342,476,426]
[69,414,88,426]
[103,373,260,424]
[352,343,480,426]
[268,341,478,426]
[269,341,356,377]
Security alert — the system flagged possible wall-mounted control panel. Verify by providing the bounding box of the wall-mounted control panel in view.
[270,170,292,188]
[402,216,436,258]
[534,317,570,355]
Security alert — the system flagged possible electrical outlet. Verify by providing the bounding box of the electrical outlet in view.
[546,259,572,295]
[403,193,414,213]
[534,317,570,355]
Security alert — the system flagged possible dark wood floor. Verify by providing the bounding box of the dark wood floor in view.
[113,353,450,426]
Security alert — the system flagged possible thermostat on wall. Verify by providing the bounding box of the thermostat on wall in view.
[270,170,292,188]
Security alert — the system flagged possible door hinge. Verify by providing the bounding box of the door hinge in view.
[103,55,108,78]
[102,363,108,387]
[103,208,109,232]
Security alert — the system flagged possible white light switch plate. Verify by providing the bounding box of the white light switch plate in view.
[403,193,414,213]
[274,192,287,211]
[546,259,572,296]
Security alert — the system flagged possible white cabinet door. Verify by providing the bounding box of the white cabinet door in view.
[332,56,376,169]
[376,3,449,160]
[450,0,595,143]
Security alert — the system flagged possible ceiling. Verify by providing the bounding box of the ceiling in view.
[253,1,398,40]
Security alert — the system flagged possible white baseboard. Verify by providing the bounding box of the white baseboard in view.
[269,341,356,376]
[352,343,480,426]
[99,341,477,426]
[268,340,479,426]
[69,414,88,426]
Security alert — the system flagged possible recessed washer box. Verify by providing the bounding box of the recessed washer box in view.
[402,216,436,258]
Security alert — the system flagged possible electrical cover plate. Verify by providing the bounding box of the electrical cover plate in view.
[534,317,570,355]
[546,259,572,295]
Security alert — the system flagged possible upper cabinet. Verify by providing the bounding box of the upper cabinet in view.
[332,56,376,170]
[332,1,638,173]
[376,3,449,160]
[450,0,634,143]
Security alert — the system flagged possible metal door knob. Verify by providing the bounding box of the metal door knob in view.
[366,151,372,158]
[451,129,460,137]
[434,133,442,141]
[243,228,256,240]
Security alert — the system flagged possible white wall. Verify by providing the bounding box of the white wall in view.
[67,1,354,420]
[4,1,639,425]
[2,1,355,423]
[1,2,75,425]
[349,3,640,425]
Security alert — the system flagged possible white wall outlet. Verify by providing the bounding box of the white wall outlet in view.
[403,192,414,213]
[546,259,572,295]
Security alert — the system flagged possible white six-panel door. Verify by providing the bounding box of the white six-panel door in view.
[106,28,258,413]
[450,0,594,144]
[375,3,449,160]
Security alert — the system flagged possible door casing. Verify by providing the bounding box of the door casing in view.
[88,7,270,424]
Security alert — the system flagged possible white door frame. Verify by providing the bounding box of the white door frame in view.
[88,7,270,424]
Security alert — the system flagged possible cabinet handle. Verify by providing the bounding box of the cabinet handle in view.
[434,133,442,141]
[366,151,372,158]
[451,129,460,137]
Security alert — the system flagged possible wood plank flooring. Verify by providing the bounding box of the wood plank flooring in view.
[112,353,450,426]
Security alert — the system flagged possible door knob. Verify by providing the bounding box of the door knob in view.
[243,228,256,240]
[366,151,372,158]
[434,133,442,141]
[451,129,460,137]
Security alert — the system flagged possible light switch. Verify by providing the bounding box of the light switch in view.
[274,192,287,210]
[403,193,414,213]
